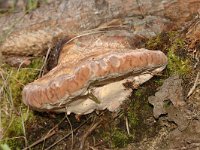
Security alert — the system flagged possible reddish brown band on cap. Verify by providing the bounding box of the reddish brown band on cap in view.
[22,48,167,110]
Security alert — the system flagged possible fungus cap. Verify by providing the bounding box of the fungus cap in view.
[22,31,168,114]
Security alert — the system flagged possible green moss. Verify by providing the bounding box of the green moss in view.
[127,111,139,128]
[1,58,43,106]
[167,49,190,76]
[154,78,164,86]
[1,138,22,150]
[3,110,34,137]
[0,57,43,149]
[0,143,11,150]
[167,35,190,76]
[146,34,163,49]
[111,128,131,148]
[3,111,33,149]
[146,31,191,76]
[145,32,174,50]
[134,89,143,97]
[146,31,183,50]
[26,0,39,12]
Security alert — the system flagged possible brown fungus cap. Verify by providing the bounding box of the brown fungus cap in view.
[22,31,168,111]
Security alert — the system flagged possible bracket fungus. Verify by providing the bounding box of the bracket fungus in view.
[22,31,168,115]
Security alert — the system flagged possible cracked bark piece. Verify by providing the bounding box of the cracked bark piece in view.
[22,31,168,114]
[148,75,185,118]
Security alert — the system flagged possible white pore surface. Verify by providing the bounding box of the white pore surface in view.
[65,72,155,115]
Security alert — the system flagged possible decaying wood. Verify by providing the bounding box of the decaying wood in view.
[0,0,200,57]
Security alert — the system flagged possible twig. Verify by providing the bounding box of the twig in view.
[20,107,29,149]
[63,30,106,46]
[194,50,199,69]
[63,24,128,46]
[0,106,2,140]
[79,119,102,150]
[39,47,51,77]
[89,146,99,150]
[65,114,74,150]
[44,116,92,150]
[16,57,33,73]
[0,136,25,141]
[16,67,41,71]
[187,72,200,98]
[125,116,130,135]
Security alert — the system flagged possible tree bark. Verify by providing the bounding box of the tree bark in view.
[0,0,200,56]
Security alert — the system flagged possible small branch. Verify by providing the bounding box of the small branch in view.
[63,30,106,46]
[194,50,199,69]
[187,71,200,98]
[20,107,29,149]
[65,114,74,150]
[39,47,51,77]
[125,116,130,135]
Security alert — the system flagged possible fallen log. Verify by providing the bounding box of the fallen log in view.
[0,0,200,57]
